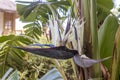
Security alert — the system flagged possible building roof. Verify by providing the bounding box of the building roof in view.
[0,0,16,13]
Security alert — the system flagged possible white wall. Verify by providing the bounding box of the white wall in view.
[0,12,3,34]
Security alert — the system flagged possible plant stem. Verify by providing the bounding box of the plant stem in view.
[83,68,88,80]
[90,0,101,77]
[52,60,67,80]
[83,0,92,58]
[71,59,79,80]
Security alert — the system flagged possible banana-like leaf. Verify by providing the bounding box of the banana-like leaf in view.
[23,2,39,18]
[111,26,120,80]
[98,14,119,69]
[97,0,113,11]
[14,46,78,59]
[39,68,63,80]
[17,0,70,22]
[97,0,113,23]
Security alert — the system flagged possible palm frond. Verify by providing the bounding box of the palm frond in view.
[0,35,34,77]
[23,22,42,40]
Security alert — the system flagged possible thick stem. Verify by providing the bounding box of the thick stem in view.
[83,0,92,58]
[83,68,88,80]
[90,0,101,77]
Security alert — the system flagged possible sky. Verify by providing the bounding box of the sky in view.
[113,0,120,7]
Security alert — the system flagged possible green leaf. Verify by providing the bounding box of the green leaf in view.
[98,15,119,69]
[97,0,113,12]
[23,22,42,40]
[111,26,120,80]
[0,35,15,43]
[17,0,70,24]
[23,2,38,18]
[52,1,70,6]
[17,4,26,15]
[20,13,37,22]
[97,0,113,24]
[0,35,34,77]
